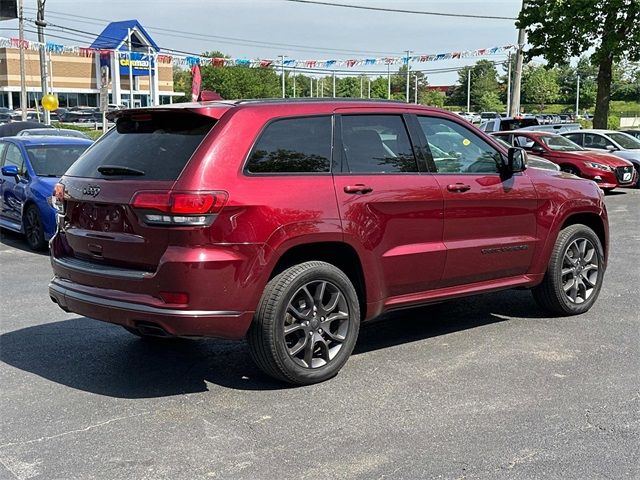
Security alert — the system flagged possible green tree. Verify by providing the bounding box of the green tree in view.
[522,65,560,110]
[518,0,640,128]
[450,60,502,110]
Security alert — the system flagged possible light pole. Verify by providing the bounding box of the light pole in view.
[405,50,411,102]
[332,71,336,97]
[127,28,134,108]
[575,74,580,117]
[414,74,418,104]
[387,63,391,99]
[279,55,286,98]
[467,68,471,113]
[18,0,27,120]
[506,54,512,114]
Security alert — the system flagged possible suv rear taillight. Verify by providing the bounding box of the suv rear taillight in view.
[51,183,65,213]
[131,191,228,226]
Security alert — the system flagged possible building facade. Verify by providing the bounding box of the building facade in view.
[0,20,183,109]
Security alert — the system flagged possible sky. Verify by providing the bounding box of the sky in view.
[3,0,524,85]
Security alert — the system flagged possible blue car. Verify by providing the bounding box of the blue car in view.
[0,136,92,250]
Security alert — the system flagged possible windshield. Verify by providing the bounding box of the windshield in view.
[26,145,89,177]
[540,135,583,151]
[608,132,640,150]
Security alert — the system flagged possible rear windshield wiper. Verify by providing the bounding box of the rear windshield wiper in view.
[97,165,145,176]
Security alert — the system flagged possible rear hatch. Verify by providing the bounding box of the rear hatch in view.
[56,110,219,272]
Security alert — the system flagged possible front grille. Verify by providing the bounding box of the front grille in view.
[615,166,634,183]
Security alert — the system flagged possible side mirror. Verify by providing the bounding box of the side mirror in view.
[504,147,527,174]
[531,145,545,154]
[1,165,19,177]
[605,144,617,151]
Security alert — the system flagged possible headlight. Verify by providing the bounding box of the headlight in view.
[586,162,613,171]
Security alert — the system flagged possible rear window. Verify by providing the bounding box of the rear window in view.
[500,118,539,130]
[64,112,216,180]
[26,145,89,177]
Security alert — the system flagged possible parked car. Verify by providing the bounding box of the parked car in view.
[0,136,92,249]
[478,116,539,133]
[491,131,636,192]
[0,121,52,137]
[480,111,500,120]
[620,129,640,140]
[519,123,582,134]
[491,136,559,171]
[561,129,640,187]
[17,128,92,140]
[0,113,12,124]
[49,99,609,385]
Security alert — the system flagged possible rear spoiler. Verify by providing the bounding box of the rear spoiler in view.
[106,103,233,122]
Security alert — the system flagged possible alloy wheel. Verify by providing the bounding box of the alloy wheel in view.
[283,280,350,369]
[561,237,599,304]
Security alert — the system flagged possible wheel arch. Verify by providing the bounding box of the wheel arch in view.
[560,212,607,258]
[269,241,367,317]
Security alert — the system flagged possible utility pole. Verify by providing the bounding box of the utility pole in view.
[35,0,50,124]
[414,74,418,104]
[360,76,363,98]
[467,68,471,113]
[293,67,296,98]
[320,78,323,98]
[332,71,336,97]
[310,78,313,97]
[279,55,285,98]
[127,28,134,107]
[147,46,153,106]
[18,0,27,120]
[575,74,580,117]
[509,0,526,116]
[506,54,512,114]
[367,78,371,99]
[405,50,411,102]
[387,63,391,99]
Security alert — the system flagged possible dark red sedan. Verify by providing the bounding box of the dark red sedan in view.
[491,131,636,191]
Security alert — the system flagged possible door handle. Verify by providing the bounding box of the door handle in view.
[344,184,373,194]
[447,183,471,192]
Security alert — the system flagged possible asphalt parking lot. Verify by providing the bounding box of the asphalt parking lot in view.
[0,189,638,480]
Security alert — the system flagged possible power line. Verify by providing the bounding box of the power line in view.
[22,6,401,56]
[281,0,517,20]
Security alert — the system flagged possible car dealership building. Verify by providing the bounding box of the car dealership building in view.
[0,20,184,109]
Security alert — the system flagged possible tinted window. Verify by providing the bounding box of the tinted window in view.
[418,116,500,174]
[583,133,613,150]
[340,115,417,173]
[564,133,582,145]
[0,142,7,164]
[247,116,332,173]
[513,135,537,149]
[3,144,25,174]
[26,145,89,177]
[65,112,216,180]
[500,118,538,130]
[539,135,583,151]
[608,132,640,150]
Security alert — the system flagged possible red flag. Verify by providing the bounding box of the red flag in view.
[191,64,201,102]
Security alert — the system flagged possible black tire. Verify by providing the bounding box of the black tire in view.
[24,205,47,251]
[602,188,614,194]
[532,224,605,316]
[247,261,361,385]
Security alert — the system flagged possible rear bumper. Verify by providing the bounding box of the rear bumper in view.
[49,276,254,339]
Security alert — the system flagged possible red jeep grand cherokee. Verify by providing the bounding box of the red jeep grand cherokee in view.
[49,100,609,385]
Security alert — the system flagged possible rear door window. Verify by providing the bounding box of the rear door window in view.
[64,112,216,180]
[564,133,583,146]
[246,116,332,173]
[4,144,25,175]
[340,115,418,173]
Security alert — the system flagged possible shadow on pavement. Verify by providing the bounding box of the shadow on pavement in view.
[0,227,49,256]
[0,290,548,397]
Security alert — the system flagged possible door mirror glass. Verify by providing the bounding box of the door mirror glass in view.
[605,144,617,151]
[1,165,19,177]
[506,147,527,174]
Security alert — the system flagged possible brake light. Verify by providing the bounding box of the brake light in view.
[130,190,228,226]
[51,183,65,212]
